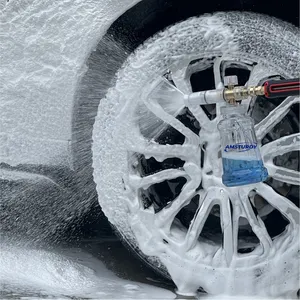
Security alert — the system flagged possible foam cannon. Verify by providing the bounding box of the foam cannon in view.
[184,76,300,106]
[185,76,299,187]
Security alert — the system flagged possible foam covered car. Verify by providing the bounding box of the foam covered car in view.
[1,0,299,297]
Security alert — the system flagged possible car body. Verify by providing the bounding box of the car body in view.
[1,0,298,171]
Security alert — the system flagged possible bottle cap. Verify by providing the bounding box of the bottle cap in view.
[221,104,247,116]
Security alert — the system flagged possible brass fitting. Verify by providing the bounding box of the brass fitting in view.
[224,86,265,104]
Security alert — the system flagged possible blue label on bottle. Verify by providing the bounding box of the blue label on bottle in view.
[224,143,257,152]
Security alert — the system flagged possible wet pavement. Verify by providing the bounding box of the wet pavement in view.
[0,179,175,299]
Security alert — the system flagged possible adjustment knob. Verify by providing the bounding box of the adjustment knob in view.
[224,75,238,87]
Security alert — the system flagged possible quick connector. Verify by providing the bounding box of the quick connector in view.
[223,85,265,104]
[224,76,300,104]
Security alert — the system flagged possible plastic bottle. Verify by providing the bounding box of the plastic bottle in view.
[217,104,268,187]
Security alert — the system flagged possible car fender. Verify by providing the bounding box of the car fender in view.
[0,0,141,168]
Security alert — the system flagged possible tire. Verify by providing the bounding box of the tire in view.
[92,12,300,297]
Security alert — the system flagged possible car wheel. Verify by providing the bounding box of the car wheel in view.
[92,12,300,297]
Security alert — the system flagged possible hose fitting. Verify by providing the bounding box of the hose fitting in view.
[224,86,265,104]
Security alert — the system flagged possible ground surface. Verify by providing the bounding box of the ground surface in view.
[0,180,295,299]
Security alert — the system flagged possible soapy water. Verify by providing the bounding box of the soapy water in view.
[0,241,293,300]
[0,241,176,300]
[222,158,268,187]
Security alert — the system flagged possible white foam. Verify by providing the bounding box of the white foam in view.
[0,244,175,299]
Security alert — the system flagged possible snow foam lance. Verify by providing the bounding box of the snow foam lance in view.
[183,75,299,187]
[217,103,268,187]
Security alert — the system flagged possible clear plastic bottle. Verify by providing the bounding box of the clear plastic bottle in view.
[217,104,268,187]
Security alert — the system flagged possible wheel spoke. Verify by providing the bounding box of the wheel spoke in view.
[168,61,212,130]
[213,57,224,89]
[239,189,272,255]
[220,197,234,266]
[255,97,299,141]
[266,163,300,186]
[230,191,250,254]
[129,139,200,162]
[129,169,187,190]
[213,57,226,118]
[261,133,300,162]
[256,183,300,227]
[144,94,200,145]
[155,163,201,230]
[184,189,218,251]
[231,204,240,259]
[169,59,193,94]
[188,105,212,131]
[155,182,197,231]
[247,63,278,86]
